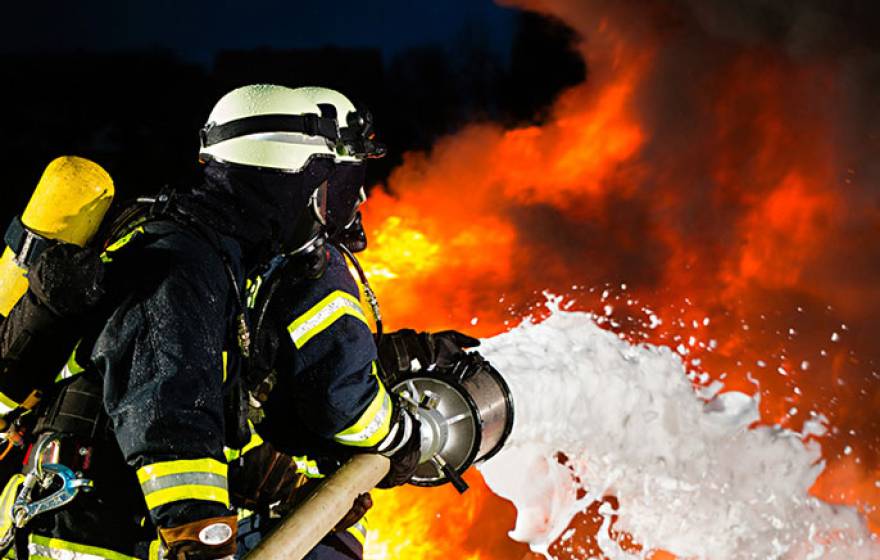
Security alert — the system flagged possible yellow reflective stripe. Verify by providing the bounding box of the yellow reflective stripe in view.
[345,516,368,547]
[237,508,254,521]
[221,351,228,384]
[148,540,161,560]
[105,226,145,253]
[334,365,393,448]
[246,275,263,309]
[142,484,229,511]
[223,448,239,462]
[0,474,24,538]
[0,392,19,415]
[241,423,264,455]
[29,533,138,560]
[56,344,86,382]
[292,455,324,479]
[137,458,229,510]
[65,345,85,376]
[136,458,226,483]
[224,421,263,462]
[287,291,368,349]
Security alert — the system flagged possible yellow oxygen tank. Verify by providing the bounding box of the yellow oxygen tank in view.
[0,157,114,317]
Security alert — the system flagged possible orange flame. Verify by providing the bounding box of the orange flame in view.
[359,2,880,558]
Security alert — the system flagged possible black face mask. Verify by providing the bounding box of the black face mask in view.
[329,211,367,253]
[197,158,335,265]
[323,161,367,239]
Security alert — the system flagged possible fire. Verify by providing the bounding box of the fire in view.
[359,1,880,558]
[364,472,529,560]
[362,215,442,280]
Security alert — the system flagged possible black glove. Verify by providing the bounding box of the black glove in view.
[377,407,421,489]
[228,441,310,513]
[377,329,480,384]
[28,243,105,317]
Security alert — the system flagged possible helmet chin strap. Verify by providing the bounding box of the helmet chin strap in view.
[309,185,328,226]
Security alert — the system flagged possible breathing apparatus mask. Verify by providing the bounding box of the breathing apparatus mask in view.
[318,162,365,249]
[283,157,368,260]
[322,106,385,253]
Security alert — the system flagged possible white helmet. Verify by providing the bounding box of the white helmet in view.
[199,84,341,172]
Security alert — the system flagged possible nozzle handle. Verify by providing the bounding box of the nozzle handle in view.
[432,455,469,494]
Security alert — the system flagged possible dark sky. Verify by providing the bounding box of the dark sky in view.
[0,0,519,65]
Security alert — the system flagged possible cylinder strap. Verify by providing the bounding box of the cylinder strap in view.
[4,215,54,269]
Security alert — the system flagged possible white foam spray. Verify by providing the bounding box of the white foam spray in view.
[477,301,877,559]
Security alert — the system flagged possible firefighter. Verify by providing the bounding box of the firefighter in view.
[229,86,418,559]
[228,87,480,559]
[0,84,366,559]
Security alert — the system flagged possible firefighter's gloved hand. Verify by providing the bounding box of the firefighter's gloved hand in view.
[28,243,105,317]
[334,493,373,532]
[158,515,237,560]
[228,441,310,512]
[377,408,421,488]
[431,330,481,368]
[377,329,480,381]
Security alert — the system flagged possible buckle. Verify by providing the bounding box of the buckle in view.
[4,216,53,269]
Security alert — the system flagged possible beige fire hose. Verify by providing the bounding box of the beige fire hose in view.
[245,454,391,560]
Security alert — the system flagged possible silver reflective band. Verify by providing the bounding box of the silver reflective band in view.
[292,456,323,478]
[139,472,227,496]
[376,421,400,453]
[28,535,139,560]
[348,519,368,544]
[334,392,391,445]
[199,522,234,546]
[58,364,77,380]
[379,411,413,458]
[288,292,368,349]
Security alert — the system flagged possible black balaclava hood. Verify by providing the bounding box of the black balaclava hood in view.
[179,159,333,270]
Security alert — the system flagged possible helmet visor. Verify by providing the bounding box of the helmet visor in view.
[325,162,367,233]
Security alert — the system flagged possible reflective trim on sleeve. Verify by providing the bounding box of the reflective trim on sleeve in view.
[0,392,19,415]
[136,458,229,511]
[221,351,228,384]
[56,343,86,382]
[334,365,393,448]
[345,516,368,547]
[28,533,138,560]
[377,407,413,457]
[100,226,145,264]
[291,455,324,479]
[287,290,369,349]
[224,421,264,462]
[148,539,161,560]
